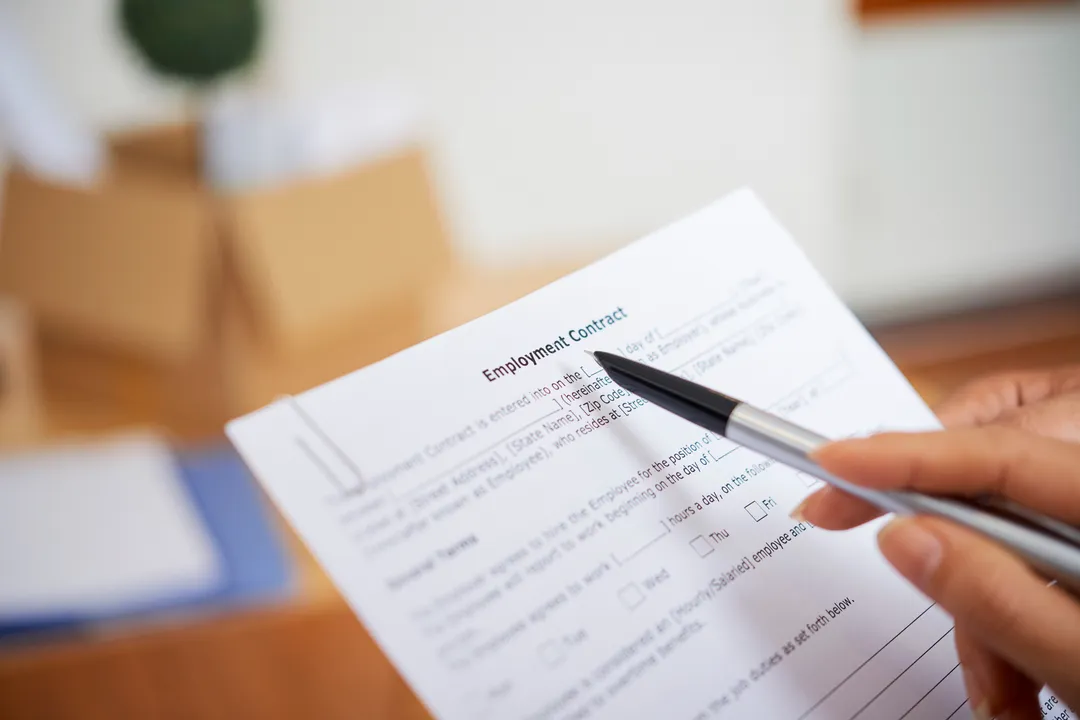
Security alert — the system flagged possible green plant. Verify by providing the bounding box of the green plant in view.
[119,0,262,85]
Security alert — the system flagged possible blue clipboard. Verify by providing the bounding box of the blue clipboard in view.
[0,443,294,641]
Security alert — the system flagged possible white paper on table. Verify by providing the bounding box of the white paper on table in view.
[0,434,222,621]
[227,190,1070,719]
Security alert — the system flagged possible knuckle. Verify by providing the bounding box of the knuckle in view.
[999,409,1040,434]
[976,424,1021,444]
[967,373,1019,401]
[974,580,1028,631]
[1059,369,1080,393]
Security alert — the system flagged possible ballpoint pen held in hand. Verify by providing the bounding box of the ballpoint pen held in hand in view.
[587,350,1080,593]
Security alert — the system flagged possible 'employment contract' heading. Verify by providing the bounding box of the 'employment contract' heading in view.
[481,307,628,382]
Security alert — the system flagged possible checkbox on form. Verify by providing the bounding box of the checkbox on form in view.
[797,471,822,489]
[689,535,714,558]
[617,583,645,610]
[745,501,767,522]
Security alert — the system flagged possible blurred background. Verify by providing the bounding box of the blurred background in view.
[0,0,1078,717]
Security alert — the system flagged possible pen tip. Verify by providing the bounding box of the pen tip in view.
[584,350,599,364]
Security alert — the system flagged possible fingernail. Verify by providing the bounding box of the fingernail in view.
[962,666,988,719]
[877,518,943,591]
[961,657,997,720]
[790,497,810,523]
[997,709,1022,720]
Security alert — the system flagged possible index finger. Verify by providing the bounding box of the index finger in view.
[813,427,1080,524]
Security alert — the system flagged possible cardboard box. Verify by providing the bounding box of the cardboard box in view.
[221,259,427,415]
[0,298,42,447]
[219,147,450,412]
[1,126,453,425]
[110,123,201,177]
[0,161,216,364]
[225,149,450,352]
[36,319,228,441]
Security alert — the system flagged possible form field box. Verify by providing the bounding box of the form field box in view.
[689,535,714,558]
[744,501,767,522]
[797,472,823,489]
[538,640,566,668]
[609,520,671,564]
[617,583,646,610]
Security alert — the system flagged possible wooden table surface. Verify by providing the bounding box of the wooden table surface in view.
[2,264,1078,720]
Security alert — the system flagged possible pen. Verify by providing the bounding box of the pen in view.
[588,350,1080,593]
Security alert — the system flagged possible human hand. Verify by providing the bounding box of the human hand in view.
[934,365,1080,441]
[794,427,1080,718]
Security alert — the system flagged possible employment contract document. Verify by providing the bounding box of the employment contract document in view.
[228,191,1069,719]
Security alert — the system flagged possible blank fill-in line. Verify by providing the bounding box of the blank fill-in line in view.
[581,363,605,378]
[708,446,739,464]
[847,628,955,720]
[896,663,962,720]
[945,699,970,720]
[615,521,670,564]
[394,400,567,500]
[767,355,850,415]
[796,603,937,720]
[672,310,787,374]
[657,288,742,339]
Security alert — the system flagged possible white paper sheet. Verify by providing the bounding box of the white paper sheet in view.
[228,190,1069,719]
[0,434,222,621]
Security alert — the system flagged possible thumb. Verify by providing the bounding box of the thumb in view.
[875,516,1080,710]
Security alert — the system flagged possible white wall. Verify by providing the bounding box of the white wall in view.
[266,0,853,281]
[3,1,1080,319]
[849,4,1080,320]
[1,0,186,130]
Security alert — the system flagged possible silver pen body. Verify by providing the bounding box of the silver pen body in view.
[725,404,1080,592]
